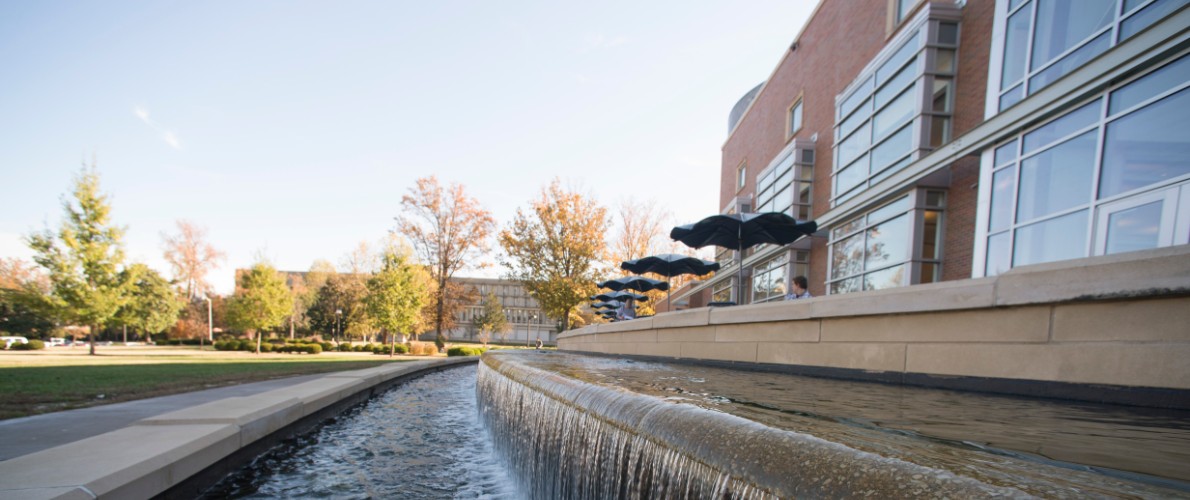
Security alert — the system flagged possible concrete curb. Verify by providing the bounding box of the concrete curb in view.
[0,357,476,500]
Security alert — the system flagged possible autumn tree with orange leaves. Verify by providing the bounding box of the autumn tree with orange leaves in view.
[394,176,496,346]
[162,220,225,301]
[499,179,609,331]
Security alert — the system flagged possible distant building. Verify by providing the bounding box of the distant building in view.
[674,0,1189,305]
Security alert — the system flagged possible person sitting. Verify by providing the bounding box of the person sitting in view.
[785,275,812,300]
[616,298,636,320]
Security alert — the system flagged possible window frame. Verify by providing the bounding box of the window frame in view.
[786,94,805,141]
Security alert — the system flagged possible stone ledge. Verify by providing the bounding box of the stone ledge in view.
[0,358,476,500]
[995,245,1190,306]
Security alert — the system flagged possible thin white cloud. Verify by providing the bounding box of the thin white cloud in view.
[583,33,627,51]
[133,105,183,150]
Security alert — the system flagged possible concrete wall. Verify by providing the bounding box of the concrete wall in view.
[559,246,1190,402]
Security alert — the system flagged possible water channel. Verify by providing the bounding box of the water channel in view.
[205,351,1190,498]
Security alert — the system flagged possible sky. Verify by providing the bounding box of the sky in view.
[0,0,816,294]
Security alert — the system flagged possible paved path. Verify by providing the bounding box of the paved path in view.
[0,373,327,461]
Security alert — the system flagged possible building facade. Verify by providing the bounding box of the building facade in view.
[442,276,556,345]
[679,0,1188,304]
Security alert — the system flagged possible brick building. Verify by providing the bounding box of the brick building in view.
[676,0,1188,305]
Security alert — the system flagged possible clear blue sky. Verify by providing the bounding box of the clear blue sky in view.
[0,0,815,294]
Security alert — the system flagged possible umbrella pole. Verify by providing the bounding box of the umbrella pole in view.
[736,226,745,304]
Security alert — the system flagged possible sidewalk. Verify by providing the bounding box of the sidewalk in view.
[0,373,327,462]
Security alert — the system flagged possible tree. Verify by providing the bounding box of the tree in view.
[499,179,609,331]
[27,166,132,355]
[365,250,432,355]
[226,263,293,353]
[471,291,509,346]
[308,273,368,343]
[162,220,226,301]
[115,264,183,343]
[395,176,496,347]
[608,197,672,316]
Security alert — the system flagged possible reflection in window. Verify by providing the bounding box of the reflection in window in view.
[1016,131,1096,222]
[1013,210,1088,266]
[1106,201,1163,254]
[828,192,943,294]
[1030,0,1114,71]
[1100,88,1190,199]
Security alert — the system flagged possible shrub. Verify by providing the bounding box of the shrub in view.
[319,342,334,352]
[306,344,322,354]
[410,342,437,356]
[447,346,486,357]
[337,343,353,352]
[237,339,254,352]
[11,339,45,350]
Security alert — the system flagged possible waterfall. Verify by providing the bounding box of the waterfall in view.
[476,352,1021,499]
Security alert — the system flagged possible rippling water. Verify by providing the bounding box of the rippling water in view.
[203,366,520,499]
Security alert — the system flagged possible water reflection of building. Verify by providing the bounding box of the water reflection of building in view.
[677,0,1189,306]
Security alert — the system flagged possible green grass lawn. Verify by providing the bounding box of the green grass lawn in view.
[0,348,415,420]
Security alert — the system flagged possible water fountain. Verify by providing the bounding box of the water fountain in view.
[478,350,1190,498]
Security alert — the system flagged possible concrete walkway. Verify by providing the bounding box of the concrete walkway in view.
[0,357,476,499]
[0,373,328,462]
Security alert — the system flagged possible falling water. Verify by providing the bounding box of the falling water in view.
[477,350,1190,499]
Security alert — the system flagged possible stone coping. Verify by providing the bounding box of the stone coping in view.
[563,245,1190,335]
[0,357,476,500]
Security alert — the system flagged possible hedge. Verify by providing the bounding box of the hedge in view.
[10,339,45,350]
[447,346,487,357]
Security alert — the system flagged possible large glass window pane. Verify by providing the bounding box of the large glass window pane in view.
[1109,53,1190,115]
[1030,0,1115,71]
[872,125,914,174]
[1002,9,1032,90]
[876,65,916,109]
[1017,131,1096,221]
[874,90,915,139]
[831,233,864,279]
[995,140,1019,166]
[865,214,909,270]
[1121,0,1190,40]
[832,216,864,239]
[990,168,1016,232]
[864,264,907,290]
[839,106,869,140]
[1000,85,1026,110]
[838,122,871,167]
[830,277,861,295]
[1013,210,1088,266]
[1106,201,1164,254]
[1023,99,1100,154]
[929,116,950,148]
[934,49,956,74]
[868,196,911,224]
[877,31,921,84]
[1100,88,1190,198]
[841,77,873,119]
[986,231,1012,276]
[1028,31,1112,92]
[938,22,960,45]
[775,186,794,213]
[835,158,867,196]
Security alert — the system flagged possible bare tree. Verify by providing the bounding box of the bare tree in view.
[609,197,671,270]
[162,220,225,301]
[394,176,496,345]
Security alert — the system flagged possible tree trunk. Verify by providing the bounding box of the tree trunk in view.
[122,324,127,344]
[255,330,262,354]
[289,316,294,340]
[89,324,97,355]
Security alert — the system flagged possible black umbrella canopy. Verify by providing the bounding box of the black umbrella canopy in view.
[594,291,647,302]
[670,212,817,250]
[597,275,670,292]
[621,253,721,277]
[671,212,817,304]
[591,301,622,309]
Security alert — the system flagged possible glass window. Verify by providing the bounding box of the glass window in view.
[1099,88,1190,199]
[868,196,911,223]
[864,264,906,290]
[1002,8,1032,90]
[1016,131,1096,222]
[922,210,942,259]
[931,78,952,113]
[934,49,956,74]
[838,122,872,168]
[1028,31,1112,92]
[1109,53,1190,115]
[1105,201,1164,254]
[874,90,915,139]
[737,163,747,189]
[995,140,1019,166]
[789,100,804,136]
[841,77,873,119]
[986,232,1012,276]
[990,168,1016,232]
[871,125,914,175]
[1030,0,1114,71]
[831,233,864,279]
[839,106,869,139]
[865,215,910,270]
[878,32,921,84]
[1022,100,1100,154]
[877,66,916,109]
[1121,0,1190,40]
[938,22,960,45]
[1013,210,1088,266]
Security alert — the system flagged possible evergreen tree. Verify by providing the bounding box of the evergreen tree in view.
[27,166,131,355]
